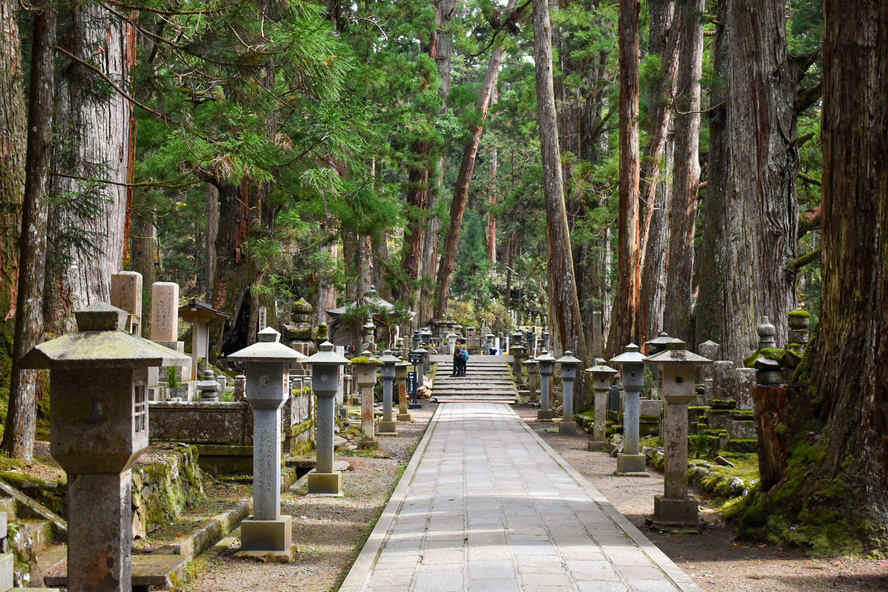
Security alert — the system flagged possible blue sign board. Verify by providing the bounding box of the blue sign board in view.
[408,352,423,364]
[407,371,417,395]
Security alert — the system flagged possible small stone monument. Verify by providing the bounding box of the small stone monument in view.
[227,327,306,561]
[20,303,189,592]
[411,345,428,389]
[585,359,619,451]
[110,271,143,335]
[258,306,267,337]
[305,342,350,495]
[197,369,221,402]
[234,375,246,401]
[644,340,711,530]
[535,350,556,421]
[697,340,721,381]
[556,351,583,435]
[151,282,179,343]
[282,298,317,357]
[378,350,400,434]
[352,352,381,449]
[396,359,412,422]
[179,299,229,381]
[611,344,648,476]
[757,315,777,348]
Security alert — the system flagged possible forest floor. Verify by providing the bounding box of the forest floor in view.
[182,401,888,592]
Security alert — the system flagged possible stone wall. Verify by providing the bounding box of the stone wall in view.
[132,445,205,538]
[150,401,253,445]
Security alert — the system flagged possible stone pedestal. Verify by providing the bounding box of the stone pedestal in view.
[612,345,648,476]
[228,330,302,560]
[585,360,617,451]
[378,351,399,434]
[557,352,582,435]
[536,351,556,422]
[396,362,411,422]
[308,378,342,495]
[645,341,710,531]
[353,359,380,449]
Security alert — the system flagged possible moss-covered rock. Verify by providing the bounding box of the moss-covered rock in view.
[727,439,758,453]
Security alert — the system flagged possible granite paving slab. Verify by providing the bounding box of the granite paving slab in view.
[341,403,701,592]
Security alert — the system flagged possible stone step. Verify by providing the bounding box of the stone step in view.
[44,554,189,590]
[36,545,66,585]
[21,519,57,555]
[433,396,519,403]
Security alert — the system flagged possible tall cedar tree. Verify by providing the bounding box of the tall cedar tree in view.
[608,0,642,354]
[532,0,586,358]
[695,0,799,362]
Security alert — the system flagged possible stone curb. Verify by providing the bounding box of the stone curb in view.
[156,498,252,559]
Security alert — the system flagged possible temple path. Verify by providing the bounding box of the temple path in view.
[340,401,702,592]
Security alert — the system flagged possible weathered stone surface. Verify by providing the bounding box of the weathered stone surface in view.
[111,271,143,335]
[151,282,179,342]
[150,402,253,446]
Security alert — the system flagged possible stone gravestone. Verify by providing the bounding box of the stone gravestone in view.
[258,306,267,336]
[697,340,721,381]
[110,271,142,335]
[151,282,179,343]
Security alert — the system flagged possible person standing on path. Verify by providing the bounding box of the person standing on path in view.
[452,341,463,377]
[457,338,468,376]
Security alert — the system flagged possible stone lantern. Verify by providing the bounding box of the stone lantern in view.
[305,341,349,495]
[447,333,458,355]
[411,345,428,389]
[227,327,304,559]
[611,344,648,476]
[644,340,711,529]
[757,315,777,348]
[20,303,189,592]
[523,358,539,401]
[486,333,495,353]
[511,343,526,386]
[378,350,401,434]
[585,360,618,450]
[396,359,412,422]
[420,328,432,346]
[351,352,382,449]
[536,350,556,421]
[754,356,783,385]
[412,330,421,350]
[644,331,675,385]
[556,351,583,435]
[541,328,550,351]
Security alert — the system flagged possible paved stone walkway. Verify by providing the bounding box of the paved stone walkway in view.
[341,402,701,592]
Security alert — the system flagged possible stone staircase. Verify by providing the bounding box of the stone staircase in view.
[0,484,66,591]
[429,354,519,403]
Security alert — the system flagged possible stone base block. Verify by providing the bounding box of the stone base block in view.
[558,421,578,435]
[234,546,297,563]
[240,515,293,553]
[397,413,412,422]
[357,438,378,450]
[649,495,701,531]
[615,453,648,476]
[307,471,342,495]
[378,420,398,434]
[0,553,13,591]
[537,409,555,421]
[587,439,607,451]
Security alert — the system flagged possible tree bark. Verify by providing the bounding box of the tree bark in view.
[805,0,888,542]
[663,0,704,343]
[487,90,498,269]
[46,2,134,333]
[695,0,798,363]
[638,0,678,343]
[608,0,642,353]
[4,4,56,460]
[434,29,508,319]
[205,183,219,300]
[532,0,587,359]
[0,0,26,327]
[129,204,155,336]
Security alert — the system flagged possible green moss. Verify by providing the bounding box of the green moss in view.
[744,347,785,368]
[349,357,380,365]
[726,439,758,453]
[788,309,812,319]
[709,399,737,410]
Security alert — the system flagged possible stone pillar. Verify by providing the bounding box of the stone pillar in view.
[536,350,556,421]
[711,361,735,401]
[378,351,399,434]
[697,340,721,381]
[735,368,756,410]
[645,341,710,530]
[523,359,538,401]
[585,360,618,451]
[512,344,526,385]
[353,355,380,450]
[234,375,246,401]
[110,271,142,335]
[591,311,603,358]
[150,282,179,342]
[228,328,304,560]
[396,361,411,422]
[611,344,647,476]
[305,342,349,496]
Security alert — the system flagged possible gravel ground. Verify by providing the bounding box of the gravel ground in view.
[183,402,888,592]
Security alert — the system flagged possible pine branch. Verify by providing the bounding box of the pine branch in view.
[790,248,822,271]
[50,171,201,190]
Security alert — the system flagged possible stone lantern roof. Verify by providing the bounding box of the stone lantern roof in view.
[20,303,190,370]
[610,343,646,365]
[556,351,583,365]
[305,341,349,365]
[227,328,306,362]
[644,340,711,365]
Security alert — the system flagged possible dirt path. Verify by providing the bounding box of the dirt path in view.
[183,402,888,591]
